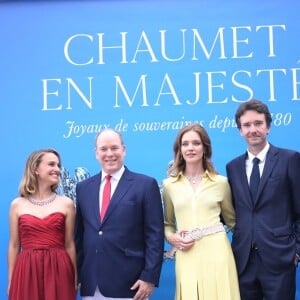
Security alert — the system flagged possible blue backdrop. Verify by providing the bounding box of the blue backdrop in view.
[1,1,300,299]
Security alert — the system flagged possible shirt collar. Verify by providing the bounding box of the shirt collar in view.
[102,166,125,182]
[247,142,270,163]
[170,170,215,182]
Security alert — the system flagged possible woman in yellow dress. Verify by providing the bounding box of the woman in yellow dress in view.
[162,124,240,300]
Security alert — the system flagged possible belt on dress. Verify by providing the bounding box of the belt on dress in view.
[182,223,225,241]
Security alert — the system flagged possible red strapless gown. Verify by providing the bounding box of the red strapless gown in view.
[9,212,76,300]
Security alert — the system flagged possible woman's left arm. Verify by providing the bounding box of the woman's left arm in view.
[220,179,236,231]
[64,197,77,288]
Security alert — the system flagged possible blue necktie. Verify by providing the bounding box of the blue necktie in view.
[249,157,260,202]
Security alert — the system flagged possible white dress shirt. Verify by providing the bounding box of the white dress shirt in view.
[99,166,125,215]
[246,142,270,184]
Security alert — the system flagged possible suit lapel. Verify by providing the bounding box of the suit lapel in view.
[101,168,134,223]
[90,173,101,224]
[256,145,278,202]
[238,153,255,207]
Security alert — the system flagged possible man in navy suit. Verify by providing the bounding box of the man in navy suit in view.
[75,129,164,300]
[226,99,300,300]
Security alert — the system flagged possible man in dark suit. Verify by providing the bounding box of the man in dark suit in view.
[226,99,300,300]
[75,129,164,300]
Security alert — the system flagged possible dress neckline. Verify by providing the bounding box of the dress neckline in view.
[19,211,65,220]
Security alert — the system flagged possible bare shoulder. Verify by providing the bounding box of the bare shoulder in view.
[10,197,26,209]
[9,197,27,216]
[56,195,75,208]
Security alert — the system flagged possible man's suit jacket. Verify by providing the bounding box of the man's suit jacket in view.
[75,167,164,298]
[226,144,300,275]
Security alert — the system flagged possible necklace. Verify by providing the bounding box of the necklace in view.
[185,175,203,184]
[28,193,56,206]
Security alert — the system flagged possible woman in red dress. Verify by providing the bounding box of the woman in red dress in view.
[7,149,77,300]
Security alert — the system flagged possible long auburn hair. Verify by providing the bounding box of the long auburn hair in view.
[19,149,61,197]
[167,124,217,177]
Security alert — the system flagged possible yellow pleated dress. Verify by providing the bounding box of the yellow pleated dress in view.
[163,172,240,300]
